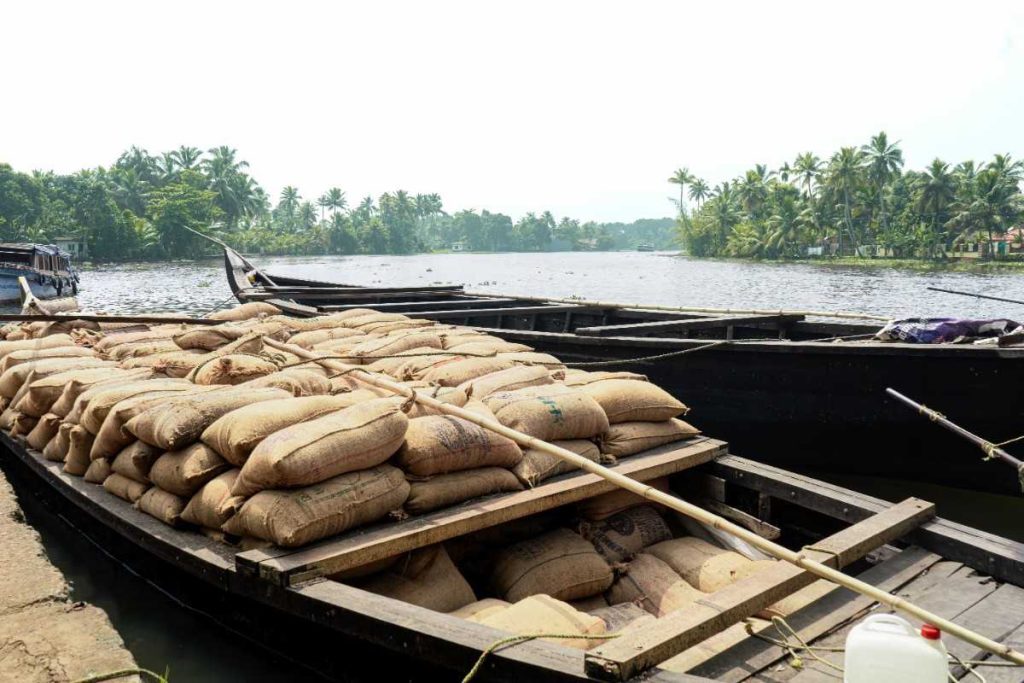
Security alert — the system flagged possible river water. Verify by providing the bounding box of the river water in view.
[19,251,1024,681]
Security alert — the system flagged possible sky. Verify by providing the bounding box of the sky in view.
[3,0,1024,223]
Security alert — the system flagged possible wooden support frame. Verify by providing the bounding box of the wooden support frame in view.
[575,314,805,337]
[583,497,936,681]
[236,438,727,586]
[318,298,525,312]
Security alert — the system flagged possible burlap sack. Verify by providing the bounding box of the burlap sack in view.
[267,311,381,332]
[47,368,154,418]
[359,545,477,612]
[578,506,673,563]
[181,469,241,529]
[187,354,279,386]
[109,341,188,361]
[606,553,705,617]
[447,340,532,355]
[222,464,410,547]
[111,441,162,484]
[0,346,94,373]
[90,387,221,460]
[93,329,177,353]
[349,332,443,364]
[364,347,447,377]
[492,528,613,602]
[63,426,95,476]
[497,352,566,370]
[17,367,125,417]
[579,379,688,424]
[405,467,524,514]
[577,477,670,521]
[25,413,61,451]
[417,357,516,386]
[646,537,775,592]
[458,365,554,400]
[124,387,290,451]
[562,370,648,387]
[201,395,357,465]
[513,439,602,488]
[102,473,150,503]
[42,423,72,462]
[356,319,434,335]
[148,444,231,497]
[79,379,195,434]
[478,595,606,650]
[83,458,112,484]
[590,603,657,633]
[570,595,610,613]
[393,384,469,418]
[135,487,187,527]
[173,324,252,351]
[237,368,331,396]
[396,415,522,477]
[448,598,510,621]
[484,385,609,441]
[0,334,73,358]
[600,419,700,457]
[10,413,37,438]
[0,357,111,398]
[232,398,409,497]
[287,327,365,349]
[206,302,281,321]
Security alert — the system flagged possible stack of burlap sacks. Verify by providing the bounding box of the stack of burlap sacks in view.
[0,302,698,554]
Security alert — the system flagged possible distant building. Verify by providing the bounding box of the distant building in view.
[52,236,87,259]
[451,241,467,252]
[951,227,1024,259]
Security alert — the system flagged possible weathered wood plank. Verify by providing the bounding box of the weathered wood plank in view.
[700,499,781,540]
[583,497,936,681]
[945,583,1024,677]
[239,437,727,586]
[575,315,805,337]
[712,455,1024,586]
[673,546,944,680]
[974,620,1024,682]
[411,304,588,319]
[318,297,524,312]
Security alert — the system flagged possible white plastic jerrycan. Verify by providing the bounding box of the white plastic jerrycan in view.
[844,614,948,682]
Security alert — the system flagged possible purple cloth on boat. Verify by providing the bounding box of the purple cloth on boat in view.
[875,318,1022,343]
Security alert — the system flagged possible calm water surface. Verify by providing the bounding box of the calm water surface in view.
[22,252,1024,681]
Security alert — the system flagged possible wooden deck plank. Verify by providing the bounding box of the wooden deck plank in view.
[239,437,727,586]
[575,315,805,337]
[671,546,944,681]
[972,621,1024,682]
[944,583,1024,677]
[583,497,936,681]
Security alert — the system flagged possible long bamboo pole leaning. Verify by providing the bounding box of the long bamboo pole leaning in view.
[264,336,1024,673]
[464,291,892,322]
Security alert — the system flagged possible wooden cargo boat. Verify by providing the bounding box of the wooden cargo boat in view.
[5,427,1024,681]
[222,248,1024,497]
[0,243,79,303]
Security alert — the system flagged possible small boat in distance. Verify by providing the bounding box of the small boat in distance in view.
[0,243,79,303]
[636,243,655,251]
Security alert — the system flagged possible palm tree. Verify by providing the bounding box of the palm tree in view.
[317,193,330,221]
[827,147,865,252]
[325,187,347,214]
[171,146,203,170]
[279,186,300,217]
[917,159,956,240]
[668,168,692,215]
[298,201,318,230]
[793,153,823,200]
[738,169,769,219]
[778,162,793,184]
[688,178,710,209]
[862,132,904,237]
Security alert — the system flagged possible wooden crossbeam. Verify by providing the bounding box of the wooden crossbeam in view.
[318,297,524,312]
[575,314,805,337]
[236,437,726,586]
[243,289,470,302]
[408,304,588,319]
[583,497,935,681]
[246,284,465,294]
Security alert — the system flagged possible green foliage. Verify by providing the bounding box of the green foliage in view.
[675,133,1024,260]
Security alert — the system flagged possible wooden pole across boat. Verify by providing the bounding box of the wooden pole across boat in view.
[887,387,1024,486]
[0,312,221,325]
[927,286,1024,306]
[464,291,892,322]
[265,337,1024,670]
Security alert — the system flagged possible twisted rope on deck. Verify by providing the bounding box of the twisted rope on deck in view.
[72,668,168,683]
[563,340,731,367]
[462,633,619,683]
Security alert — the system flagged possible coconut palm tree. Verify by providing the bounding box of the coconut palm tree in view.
[827,147,865,252]
[325,187,347,214]
[279,186,300,217]
[793,152,823,200]
[171,146,203,171]
[688,178,710,209]
[668,168,692,214]
[862,132,904,237]
[738,169,769,219]
[917,159,956,238]
[317,193,330,221]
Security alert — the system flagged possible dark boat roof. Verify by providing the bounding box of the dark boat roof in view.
[0,243,72,257]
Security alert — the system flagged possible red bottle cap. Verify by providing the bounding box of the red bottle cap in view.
[921,624,941,640]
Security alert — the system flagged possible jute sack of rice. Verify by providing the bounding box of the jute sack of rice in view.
[513,439,603,488]
[417,356,516,387]
[329,372,393,397]
[201,394,359,466]
[438,331,490,349]
[449,598,510,622]
[570,595,609,612]
[646,537,774,592]
[78,379,195,433]
[359,545,477,612]
[25,413,61,451]
[173,324,253,351]
[600,419,700,457]
[478,595,606,650]
[447,340,533,356]
[237,368,331,396]
[405,467,524,515]
[43,423,73,462]
[391,353,469,383]
[0,334,74,358]
[348,332,443,365]
[498,352,566,370]
[266,312,377,332]
[222,464,410,547]
[0,357,111,398]
[102,473,150,503]
[606,553,705,617]
[356,319,434,335]
[111,441,162,484]
[392,384,470,419]
[147,444,231,497]
[106,338,185,361]
[458,365,554,400]
[181,469,241,529]
[578,505,673,563]
[561,370,648,387]
[0,346,94,372]
[579,379,688,424]
[187,354,280,385]
[492,528,613,602]
[206,302,281,321]
[590,603,657,633]
[136,487,188,527]
[0,406,19,432]
[17,367,131,418]
[90,387,219,460]
[287,327,365,349]
[63,426,96,476]
[232,398,409,497]
[361,347,441,376]
[577,477,670,521]
[309,337,373,355]
[84,458,112,484]
[483,385,610,442]
[10,413,37,438]
[118,349,202,373]
[125,387,290,452]
[46,368,154,418]
[396,415,522,477]
[92,328,178,353]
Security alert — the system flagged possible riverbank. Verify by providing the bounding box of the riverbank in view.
[0,467,138,682]
[674,253,1024,272]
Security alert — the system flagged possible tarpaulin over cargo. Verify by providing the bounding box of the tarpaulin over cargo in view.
[875,317,1023,343]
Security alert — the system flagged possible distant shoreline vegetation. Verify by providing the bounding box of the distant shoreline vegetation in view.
[670,132,1024,263]
[0,147,675,261]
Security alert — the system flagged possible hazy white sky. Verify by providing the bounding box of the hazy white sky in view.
[3,1,1024,222]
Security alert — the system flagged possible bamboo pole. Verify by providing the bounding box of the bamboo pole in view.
[266,336,1024,668]
[465,291,891,322]
[0,313,220,325]
[927,286,1024,306]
